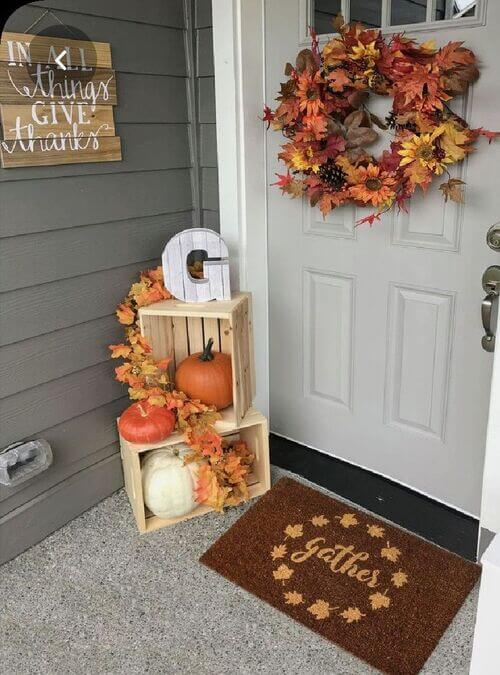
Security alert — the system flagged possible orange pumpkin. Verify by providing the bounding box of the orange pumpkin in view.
[174,338,233,410]
[118,401,176,443]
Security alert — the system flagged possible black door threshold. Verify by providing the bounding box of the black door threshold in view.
[270,434,479,562]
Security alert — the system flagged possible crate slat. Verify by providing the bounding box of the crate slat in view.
[118,408,270,533]
[139,292,254,427]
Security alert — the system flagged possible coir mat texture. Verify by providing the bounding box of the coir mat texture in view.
[200,478,480,675]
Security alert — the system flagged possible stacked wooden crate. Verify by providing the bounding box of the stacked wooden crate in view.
[119,292,271,533]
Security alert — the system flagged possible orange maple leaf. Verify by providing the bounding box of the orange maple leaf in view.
[116,304,135,325]
[109,344,132,359]
[369,590,391,610]
[284,524,303,539]
[327,68,351,92]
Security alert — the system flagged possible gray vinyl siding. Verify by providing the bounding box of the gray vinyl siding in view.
[0,0,218,563]
[194,0,219,229]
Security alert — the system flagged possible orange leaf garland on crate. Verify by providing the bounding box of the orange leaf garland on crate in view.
[109,265,253,511]
[265,15,499,225]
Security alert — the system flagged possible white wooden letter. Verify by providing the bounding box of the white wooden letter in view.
[162,228,231,303]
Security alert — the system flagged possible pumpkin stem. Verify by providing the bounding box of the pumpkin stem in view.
[137,403,148,417]
[200,337,215,361]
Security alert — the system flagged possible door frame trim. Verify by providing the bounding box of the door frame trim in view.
[212,0,269,416]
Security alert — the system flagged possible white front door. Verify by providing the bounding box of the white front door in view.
[266,0,500,515]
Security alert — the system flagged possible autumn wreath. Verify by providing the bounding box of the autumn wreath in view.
[264,15,498,225]
[109,265,253,512]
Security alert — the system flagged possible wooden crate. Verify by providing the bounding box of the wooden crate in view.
[119,408,271,534]
[138,292,255,427]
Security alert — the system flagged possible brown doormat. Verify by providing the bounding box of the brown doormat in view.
[200,477,480,675]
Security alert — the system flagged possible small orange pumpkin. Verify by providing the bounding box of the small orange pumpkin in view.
[118,401,176,443]
[174,338,233,410]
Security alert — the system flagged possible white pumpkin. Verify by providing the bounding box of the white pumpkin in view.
[142,445,198,519]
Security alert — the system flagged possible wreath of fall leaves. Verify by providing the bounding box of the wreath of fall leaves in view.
[264,15,499,226]
[109,265,253,511]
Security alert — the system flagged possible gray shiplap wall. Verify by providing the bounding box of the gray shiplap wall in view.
[0,0,219,563]
[194,0,219,229]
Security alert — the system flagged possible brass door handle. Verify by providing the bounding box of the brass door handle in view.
[482,266,500,352]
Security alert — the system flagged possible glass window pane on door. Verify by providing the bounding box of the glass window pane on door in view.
[391,0,427,25]
[349,0,382,27]
[313,0,342,35]
[433,1,477,21]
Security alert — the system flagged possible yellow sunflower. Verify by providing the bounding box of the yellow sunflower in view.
[398,133,451,175]
[289,145,320,173]
[348,163,396,207]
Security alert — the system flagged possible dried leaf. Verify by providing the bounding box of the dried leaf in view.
[271,544,287,560]
[295,48,316,74]
[284,524,304,539]
[307,599,334,620]
[346,126,378,149]
[381,541,402,563]
[311,515,329,527]
[391,570,409,588]
[284,591,304,606]
[273,564,294,583]
[439,178,465,203]
[369,590,391,610]
[332,12,345,33]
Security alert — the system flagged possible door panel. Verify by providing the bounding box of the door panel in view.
[266,0,500,514]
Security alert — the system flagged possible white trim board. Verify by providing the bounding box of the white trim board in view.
[212,0,269,417]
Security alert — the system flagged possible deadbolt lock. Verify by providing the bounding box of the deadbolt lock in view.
[486,223,500,251]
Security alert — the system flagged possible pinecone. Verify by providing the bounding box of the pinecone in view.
[386,111,397,129]
[318,161,346,190]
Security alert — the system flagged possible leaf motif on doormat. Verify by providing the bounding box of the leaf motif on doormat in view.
[284,523,303,539]
[366,524,385,538]
[307,599,335,620]
[340,606,365,624]
[391,570,409,588]
[369,590,391,610]
[335,513,359,528]
[381,541,402,562]
[270,544,287,560]
[273,564,294,583]
[311,514,329,527]
[284,590,304,606]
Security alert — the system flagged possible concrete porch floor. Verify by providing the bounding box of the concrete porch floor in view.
[0,467,478,674]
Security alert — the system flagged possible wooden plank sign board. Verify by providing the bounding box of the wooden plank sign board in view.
[0,32,121,168]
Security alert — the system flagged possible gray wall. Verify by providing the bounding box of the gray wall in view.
[193,0,219,229]
[0,0,218,563]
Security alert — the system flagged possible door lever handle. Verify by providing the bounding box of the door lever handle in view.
[482,291,497,352]
[482,266,500,352]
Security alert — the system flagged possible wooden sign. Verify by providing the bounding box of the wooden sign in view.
[0,32,121,168]
[0,31,112,68]
[162,229,231,303]
[0,104,115,139]
[0,63,117,105]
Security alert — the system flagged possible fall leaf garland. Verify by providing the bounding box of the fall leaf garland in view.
[265,15,499,224]
[110,265,253,511]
